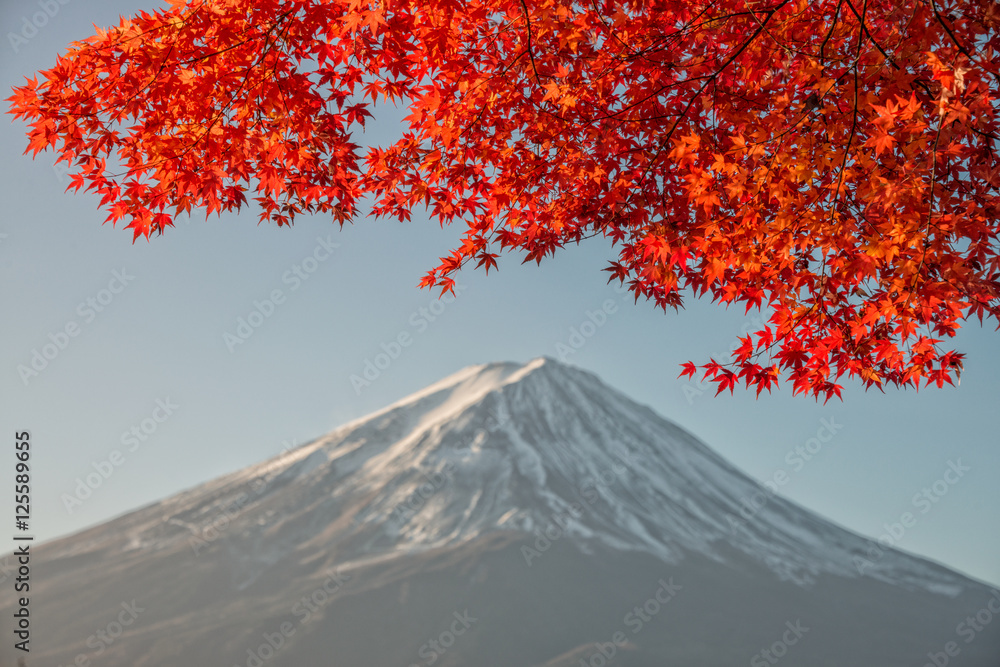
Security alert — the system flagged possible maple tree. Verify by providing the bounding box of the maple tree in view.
[8,0,1000,400]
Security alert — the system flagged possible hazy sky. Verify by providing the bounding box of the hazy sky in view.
[1,0,997,587]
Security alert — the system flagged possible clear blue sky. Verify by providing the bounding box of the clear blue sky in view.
[1,0,997,587]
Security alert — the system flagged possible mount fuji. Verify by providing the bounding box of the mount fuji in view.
[3,358,998,666]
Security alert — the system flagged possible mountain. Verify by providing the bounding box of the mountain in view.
[3,358,998,667]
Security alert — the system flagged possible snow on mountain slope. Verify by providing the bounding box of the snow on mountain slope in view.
[43,357,977,596]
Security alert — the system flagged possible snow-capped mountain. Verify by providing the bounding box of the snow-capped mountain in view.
[150,357,973,590]
[3,358,997,667]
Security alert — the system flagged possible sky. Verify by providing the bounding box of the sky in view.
[0,0,997,588]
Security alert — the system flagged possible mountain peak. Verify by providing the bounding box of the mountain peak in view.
[353,356,571,431]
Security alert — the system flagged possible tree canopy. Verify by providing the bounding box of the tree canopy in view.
[8,0,1000,400]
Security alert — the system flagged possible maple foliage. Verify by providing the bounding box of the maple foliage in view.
[8,0,1000,400]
